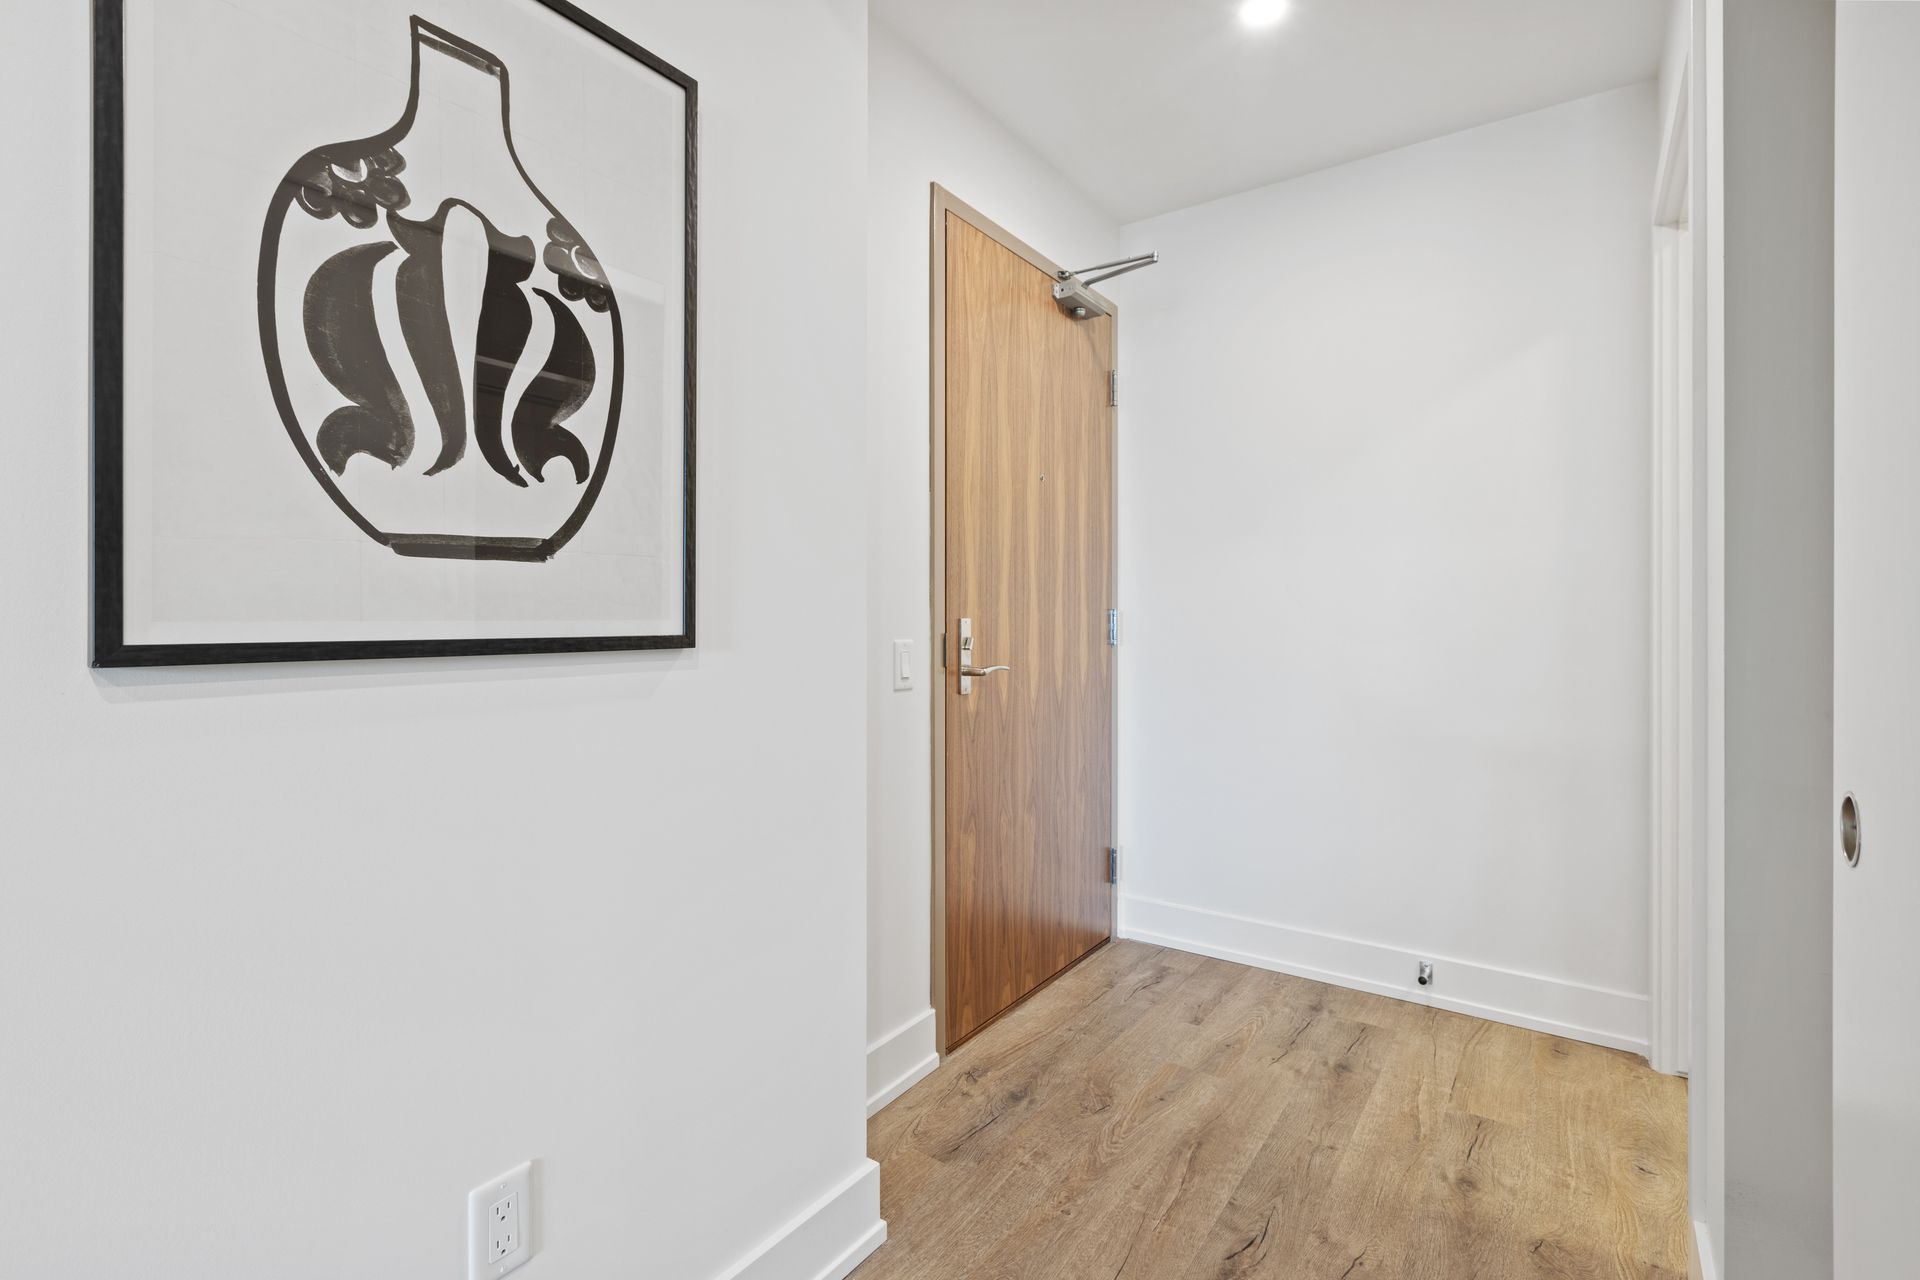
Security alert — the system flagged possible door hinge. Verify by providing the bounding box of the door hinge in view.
[1108,369,1119,408]
[1107,848,1118,884]
[940,631,947,667]
[1107,609,1118,646]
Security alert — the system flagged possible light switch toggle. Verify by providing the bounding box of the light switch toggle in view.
[893,639,916,691]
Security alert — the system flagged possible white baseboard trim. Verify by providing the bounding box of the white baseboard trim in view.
[1120,894,1649,1057]
[867,1007,939,1117]
[1690,1219,1718,1280]
[712,1160,885,1280]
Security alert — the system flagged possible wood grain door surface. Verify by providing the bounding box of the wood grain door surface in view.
[943,212,1115,1049]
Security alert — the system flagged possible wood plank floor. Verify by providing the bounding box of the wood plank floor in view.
[858,941,1688,1280]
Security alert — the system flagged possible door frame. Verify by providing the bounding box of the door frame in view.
[1649,58,1700,1079]
[928,184,1120,1054]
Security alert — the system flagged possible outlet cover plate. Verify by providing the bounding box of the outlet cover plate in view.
[468,1161,534,1279]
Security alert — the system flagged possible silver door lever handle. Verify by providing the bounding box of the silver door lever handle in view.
[957,618,1009,694]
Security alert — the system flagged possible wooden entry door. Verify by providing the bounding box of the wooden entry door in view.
[937,200,1116,1049]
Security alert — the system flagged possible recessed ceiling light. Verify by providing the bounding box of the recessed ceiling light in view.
[1237,0,1290,29]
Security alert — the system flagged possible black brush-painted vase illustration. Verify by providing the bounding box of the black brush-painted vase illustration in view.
[258,17,623,561]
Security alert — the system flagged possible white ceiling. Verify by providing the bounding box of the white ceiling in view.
[873,0,1670,223]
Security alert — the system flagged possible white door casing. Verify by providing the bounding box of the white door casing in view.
[1649,56,1699,1079]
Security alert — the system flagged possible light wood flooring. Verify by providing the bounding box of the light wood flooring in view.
[859,941,1688,1280]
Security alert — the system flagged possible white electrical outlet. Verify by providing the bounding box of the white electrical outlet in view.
[489,1192,520,1262]
[468,1161,534,1279]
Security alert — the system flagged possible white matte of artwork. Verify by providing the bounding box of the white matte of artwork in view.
[111,0,690,651]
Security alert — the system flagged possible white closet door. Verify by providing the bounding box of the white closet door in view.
[1833,4,1920,1274]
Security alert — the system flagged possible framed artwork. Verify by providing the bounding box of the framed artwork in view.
[92,0,696,666]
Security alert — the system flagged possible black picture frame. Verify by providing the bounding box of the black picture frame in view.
[90,0,697,667]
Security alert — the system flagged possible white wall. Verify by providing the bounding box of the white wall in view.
[1115,84,1659,1054]
[0,4,878,1279]
[1660,0,1692,129]
[864,23,1121,1103]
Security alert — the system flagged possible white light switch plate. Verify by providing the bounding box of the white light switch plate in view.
[892,639,916,691]
[468,1161,534,1279]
